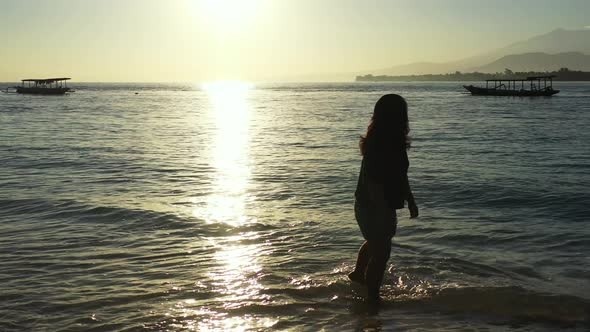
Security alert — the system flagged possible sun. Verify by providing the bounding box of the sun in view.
[196,0,262,32]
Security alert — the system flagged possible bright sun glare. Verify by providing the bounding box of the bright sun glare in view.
[196,0,261,31]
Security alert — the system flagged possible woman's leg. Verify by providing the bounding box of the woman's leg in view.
[349,241,369,284]
[365,238,392,302]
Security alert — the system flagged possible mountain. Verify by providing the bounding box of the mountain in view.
[470,52,590,73]
[370,61,462,76]
[491,28,590,57]
[365,28,590,76]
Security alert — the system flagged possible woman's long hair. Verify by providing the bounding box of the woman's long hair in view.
[360,94,410,156]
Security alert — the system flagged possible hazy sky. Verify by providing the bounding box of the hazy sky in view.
[1,0,589,82]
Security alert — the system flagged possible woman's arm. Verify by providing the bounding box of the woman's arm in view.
[404,174,419,218]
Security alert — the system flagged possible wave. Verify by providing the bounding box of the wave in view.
[0,197,278,236]
[257,278,590,327]
[405,285,590,326]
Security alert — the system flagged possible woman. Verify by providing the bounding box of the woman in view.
[348,94,419,303]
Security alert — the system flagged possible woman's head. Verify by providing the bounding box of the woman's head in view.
[360,94,410,155]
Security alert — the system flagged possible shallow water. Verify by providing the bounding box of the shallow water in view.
[1,82,589,331]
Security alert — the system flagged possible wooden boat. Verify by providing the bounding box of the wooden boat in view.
[13,78,72,95]
[464,75,559,96]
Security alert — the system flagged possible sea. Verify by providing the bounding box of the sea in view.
[1,82,589,331]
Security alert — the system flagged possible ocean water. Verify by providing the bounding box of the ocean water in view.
[0,82,589,331]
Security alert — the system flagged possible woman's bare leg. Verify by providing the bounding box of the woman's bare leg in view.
[349,241,369,284]
[365,238,392,302]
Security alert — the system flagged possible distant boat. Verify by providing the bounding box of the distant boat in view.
[463,75,559,96]
[5,78,72,95]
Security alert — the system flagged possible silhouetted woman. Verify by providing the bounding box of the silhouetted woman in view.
[349,94,418,303]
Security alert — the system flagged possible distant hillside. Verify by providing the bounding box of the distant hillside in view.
[363,29,590,76]
[370,62,459,76]
[356,68,590,82]
[470,52,590,73]
[492,28,590,56]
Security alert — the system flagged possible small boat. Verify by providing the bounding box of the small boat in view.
[464,75,559,96]
[8,78,72,95]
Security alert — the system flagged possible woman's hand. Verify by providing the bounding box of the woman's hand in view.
[408,200,419,218]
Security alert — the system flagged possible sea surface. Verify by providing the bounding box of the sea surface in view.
[1,82,589,331]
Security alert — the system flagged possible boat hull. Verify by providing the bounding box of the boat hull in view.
[16,87,70,95]
[463,85,559,96]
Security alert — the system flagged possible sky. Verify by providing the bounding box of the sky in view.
[0,0,589,82]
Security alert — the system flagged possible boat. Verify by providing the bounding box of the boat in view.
[463,75,559,96]
[7,78,72,95]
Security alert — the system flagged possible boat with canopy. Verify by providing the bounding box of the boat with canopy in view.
[6,78,72,95]
[463,75,559,96]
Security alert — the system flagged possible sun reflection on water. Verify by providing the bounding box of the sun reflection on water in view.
[193,81,254,227]
[176,82,274,330]
[209,236,267,306]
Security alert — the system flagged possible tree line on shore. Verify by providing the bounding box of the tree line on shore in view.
[356,68,590,82]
